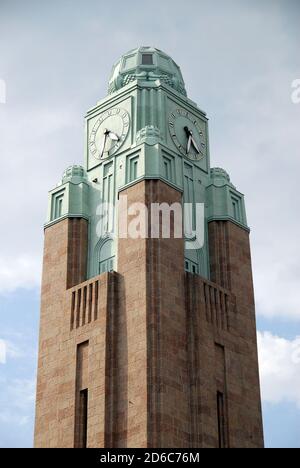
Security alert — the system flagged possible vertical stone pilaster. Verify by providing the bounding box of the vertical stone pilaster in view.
[34,218,88,447]
[117,179,190,448]
[208,221,264,448]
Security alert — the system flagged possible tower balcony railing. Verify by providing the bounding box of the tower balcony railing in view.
[186,273,236,331]
[69,273,111,331]
[69,270,236,333]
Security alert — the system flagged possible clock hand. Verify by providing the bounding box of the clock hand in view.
[191,136,200,154]
[184,126,190,138]
[107,130,119,141]
[187,135,192,154]
[184,126,195,154]
[99,131,108,159]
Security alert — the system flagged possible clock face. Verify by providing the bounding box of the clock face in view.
[89,107,130,160]
[168,108,206,160]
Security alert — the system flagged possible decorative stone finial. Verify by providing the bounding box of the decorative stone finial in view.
[210,167,235,188]
[136,126,162,146]
[62,165,87,184]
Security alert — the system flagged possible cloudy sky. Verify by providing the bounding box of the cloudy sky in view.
[0,0,299,447]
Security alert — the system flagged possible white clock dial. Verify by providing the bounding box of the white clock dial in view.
[89,107,130,160]
[168,108,206,161]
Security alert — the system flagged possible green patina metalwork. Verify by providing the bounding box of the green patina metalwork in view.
[45,47,248,280]
[108,46,187,97]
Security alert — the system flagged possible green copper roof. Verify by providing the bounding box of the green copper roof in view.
[108,46,187,96]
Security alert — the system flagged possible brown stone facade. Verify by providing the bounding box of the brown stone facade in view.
[34,180,264,448]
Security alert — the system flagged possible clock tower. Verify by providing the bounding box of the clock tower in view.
[34,47,264,448]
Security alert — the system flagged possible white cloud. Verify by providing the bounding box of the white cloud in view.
[0,336,35,365]
[3,339,27,360]
[0,255,41,294]
[210,67,300,321]
[0,105,78,295]
[0,377,36,432]
[0,334,37,445]
[0,340,6,364]
[258,331,300,407]
[0,79,6,104]
[254,262,300,320]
